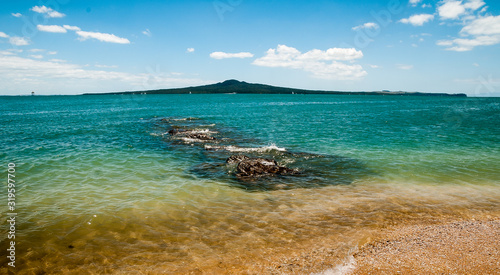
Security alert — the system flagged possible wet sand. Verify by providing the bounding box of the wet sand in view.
[350,219,500,275]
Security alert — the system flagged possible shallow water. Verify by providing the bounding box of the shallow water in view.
[1,94,499,273]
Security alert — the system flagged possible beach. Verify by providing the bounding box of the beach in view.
[350,218,500,275]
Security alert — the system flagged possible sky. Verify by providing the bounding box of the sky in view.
[0,0,499,96]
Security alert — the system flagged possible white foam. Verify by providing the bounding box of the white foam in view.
[312,255,356,275]
[177,137,214,143]
[204,144,286,152]
[225,145,286,153]
[190,129,217,134]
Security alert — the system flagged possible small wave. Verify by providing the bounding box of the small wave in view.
[170,117,199,121]
[204,144,286,152]
[176,137,215,143]
[166,129,218,135]
[191,129,218,134]
[312,255,356,275]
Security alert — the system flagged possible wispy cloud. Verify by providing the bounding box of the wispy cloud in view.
[0,55,208,94]
[409,0,422,7]
[63,25,81,31]
[253,44,366,80]
[142,29,152,37]
[352,22,379,31]
[437,15,500,51]
[210,51,254,59]
[30,55,44,59]
[0,32,9,38]
[33,22,129,45]
[11,13,22,17]
[37,25,67,33]
[399,14,434,26]
[186,48,195,53]
[31,5,65,18]
[9,37,30,46]
[397,64,414,70]
[76,31,130,44]
[95,64,119,69]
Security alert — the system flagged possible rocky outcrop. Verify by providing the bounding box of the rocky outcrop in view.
[226,155,299,177]
[168,129,216,141]
[226,155,250,164]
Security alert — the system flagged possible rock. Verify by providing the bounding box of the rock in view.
[185,133,216,140]
[168,129,185,135]
[168,129,216,141]
[236,157,298,177]
[226,155,250,164]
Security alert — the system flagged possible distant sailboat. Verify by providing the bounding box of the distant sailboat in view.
[31,91,35,96]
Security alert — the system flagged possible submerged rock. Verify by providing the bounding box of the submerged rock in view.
[230,155,299,177]
[185,133,216,140]
[168,129,216,141]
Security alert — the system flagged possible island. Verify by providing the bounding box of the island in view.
[83,79,467,97]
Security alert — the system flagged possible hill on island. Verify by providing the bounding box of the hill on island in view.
[84,79,467,97]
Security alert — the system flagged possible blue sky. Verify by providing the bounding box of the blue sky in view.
[0,0,499,95]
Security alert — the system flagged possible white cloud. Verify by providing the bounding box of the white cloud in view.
[31,5,65,18]
[0,32,9,38]
[252,44,366,80]
[0,51,16,56]
[369,64,381,69]
[352,22,379,30]
[30,55,44,59]
[210,51,254,59]
[438,1,465,19]
[461,15,500,36]
[0,55,208,94]
[186,48,195,53]
[95,64,118,68]
[29,49,45,52]
[436,40,454,46]
[422,4,432,8]
[9,37,30,46]
[410,0,422,7]
[63,25,81,31]
[12,13,22,17]
[437,15,500,51]
[440,35,500,51]
[463,0,486,10]
[47,51,57,55]
[400,14,434,26]
[37,24,67,33]
[49,59,66,63]
[76,31,130,44]
[473,63,480,67]
[397,64,414,70]
[437,0,485,20]
[142,29,152,37]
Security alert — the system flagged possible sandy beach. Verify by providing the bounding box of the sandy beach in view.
[349,219,500,274]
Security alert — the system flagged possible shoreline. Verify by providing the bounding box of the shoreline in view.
[347,218,500,274]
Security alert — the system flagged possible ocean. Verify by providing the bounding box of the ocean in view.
[1,94,499,273]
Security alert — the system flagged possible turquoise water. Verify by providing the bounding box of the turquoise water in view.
[1,94,499,273]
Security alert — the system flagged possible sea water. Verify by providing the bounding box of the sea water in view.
[1,94,499,273]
